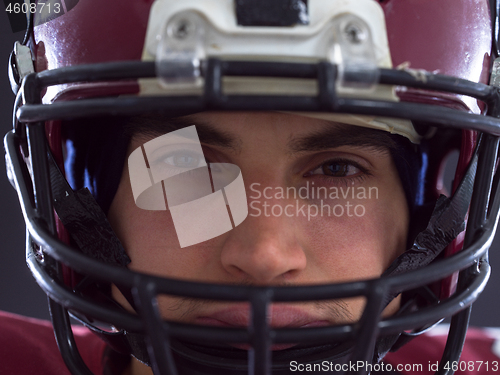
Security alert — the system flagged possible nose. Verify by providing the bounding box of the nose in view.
[220,212,307,284]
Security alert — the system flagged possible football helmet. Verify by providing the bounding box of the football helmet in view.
[5,0,500,374]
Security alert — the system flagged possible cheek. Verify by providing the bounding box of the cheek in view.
[109,177,224,282]
[360,197,408,269]
[108,171,184,276]
[108,169,229,283]
[300,189,408,281]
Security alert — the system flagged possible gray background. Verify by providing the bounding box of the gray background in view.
[0,12,498,326]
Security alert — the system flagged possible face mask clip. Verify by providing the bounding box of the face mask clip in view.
[328,14,379,92]
[156,11,206,87]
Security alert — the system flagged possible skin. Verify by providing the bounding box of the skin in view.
[107,111,409,375]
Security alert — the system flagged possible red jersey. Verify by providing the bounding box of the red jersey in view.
[385,325,500,374]
[0,311,107,375]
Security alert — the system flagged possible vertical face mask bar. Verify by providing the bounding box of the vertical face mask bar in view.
[26,229,94,375]
[23,77,54,232]
[134,279,178,375]
[22,72,95,375]
[317,61,338,112]
[49,298,95,375]
[438,134,500,375]
[249,289,272,375]
[467,135,500,236]
[347,283,387,375]
[204,59,223,109]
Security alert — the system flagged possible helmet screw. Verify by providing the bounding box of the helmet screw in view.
[170,18,192,40]
[343,22,366,44]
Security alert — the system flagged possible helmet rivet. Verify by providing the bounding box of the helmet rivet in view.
[343,22,366,44]
[170,18,192,40]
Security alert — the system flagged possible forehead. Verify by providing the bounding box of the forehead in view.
[126,111,398,154]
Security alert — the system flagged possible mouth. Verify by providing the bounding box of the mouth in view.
[195,305,330,350]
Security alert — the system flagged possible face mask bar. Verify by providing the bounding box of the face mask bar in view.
[4,59,500,375]
[13,59,500,133]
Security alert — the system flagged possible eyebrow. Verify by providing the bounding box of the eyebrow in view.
[287,123,397,154]
[125,114,240,151]
[126,114,397,154]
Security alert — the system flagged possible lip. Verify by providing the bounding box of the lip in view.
[195,305,330,328]
[195,305,330,350]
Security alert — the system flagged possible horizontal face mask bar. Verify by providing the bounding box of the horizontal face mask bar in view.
[28,60,497,103]
[15,61,500,143]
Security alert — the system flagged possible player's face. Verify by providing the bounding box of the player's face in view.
[108,111,409,329]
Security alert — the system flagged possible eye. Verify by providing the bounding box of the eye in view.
[152,150,206,171]
[308,159,362,177]
[164,152,202,168]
